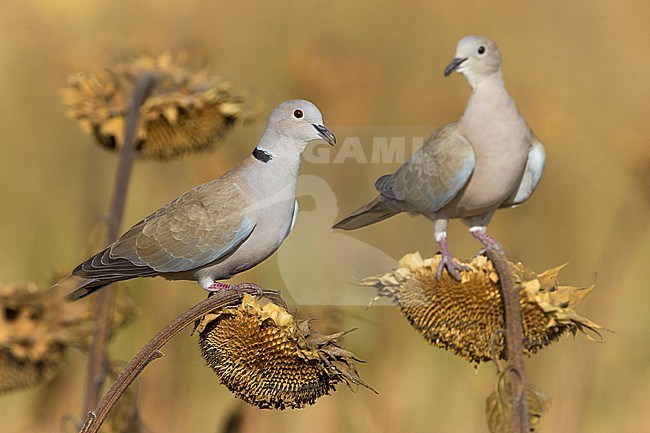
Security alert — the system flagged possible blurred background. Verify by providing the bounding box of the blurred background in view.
[1,0,648,432]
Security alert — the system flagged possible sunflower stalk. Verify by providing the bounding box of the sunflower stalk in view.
[81,73,157,418]
[486,248,530,433]
[79,288,286,433]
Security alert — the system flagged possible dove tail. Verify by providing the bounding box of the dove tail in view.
[332,196,400,230]
[54,275,112,301]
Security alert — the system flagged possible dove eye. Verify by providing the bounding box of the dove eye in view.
[477,45,486,55]
[293,109,304,119]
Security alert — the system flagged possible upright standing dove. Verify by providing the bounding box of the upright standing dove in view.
[58,99,336,301]
[333,35,546,279]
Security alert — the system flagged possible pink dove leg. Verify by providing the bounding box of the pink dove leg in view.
[436,236,470,280]
[434,219,470,280]
[469,226,504,253]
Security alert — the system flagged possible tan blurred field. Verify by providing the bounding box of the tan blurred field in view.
[1,1,648,432]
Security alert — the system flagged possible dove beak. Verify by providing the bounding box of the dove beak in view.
[444,57,467,76]
[313,124,336,146]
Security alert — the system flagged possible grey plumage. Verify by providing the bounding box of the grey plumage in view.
[334,35,546,279]
[58,99,335,300]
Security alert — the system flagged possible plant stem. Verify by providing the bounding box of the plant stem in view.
[79,288,286,433]
[486,248,530,433]
[81,73,157,417]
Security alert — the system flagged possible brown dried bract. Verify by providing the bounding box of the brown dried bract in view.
[361,252,604,363]
[197,294,374,409]
[59,52,250,160]
[486,366,552,433]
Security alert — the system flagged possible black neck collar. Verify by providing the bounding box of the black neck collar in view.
[253,147,273,163]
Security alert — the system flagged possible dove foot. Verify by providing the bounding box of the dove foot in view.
[206,281,235,293]
[436,254,470,280]
[233,282,265,299]
[470,229,504,253]
[436,237,470,280]
[206,281,264,299]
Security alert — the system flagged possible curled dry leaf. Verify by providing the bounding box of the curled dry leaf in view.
[486,367,552,433]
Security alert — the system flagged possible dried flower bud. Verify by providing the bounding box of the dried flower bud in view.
[59,52,250,160]
[361,252,604,363]
[197,294,374,409]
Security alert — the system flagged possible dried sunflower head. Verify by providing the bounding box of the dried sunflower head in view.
[0,279,136,393]
[0,281,88,393]
[361,252,604,363]
[59,52,250,160]
[197,294,374,409]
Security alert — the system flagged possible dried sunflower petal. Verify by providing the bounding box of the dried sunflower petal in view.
[197,294,374,409]
[59,52,251,160]
[361,252,604,363]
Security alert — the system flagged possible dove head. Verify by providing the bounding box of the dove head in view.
[444,36,502,89]
[258,99,336,159]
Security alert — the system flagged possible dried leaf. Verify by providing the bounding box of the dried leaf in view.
[486,371,551,433]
